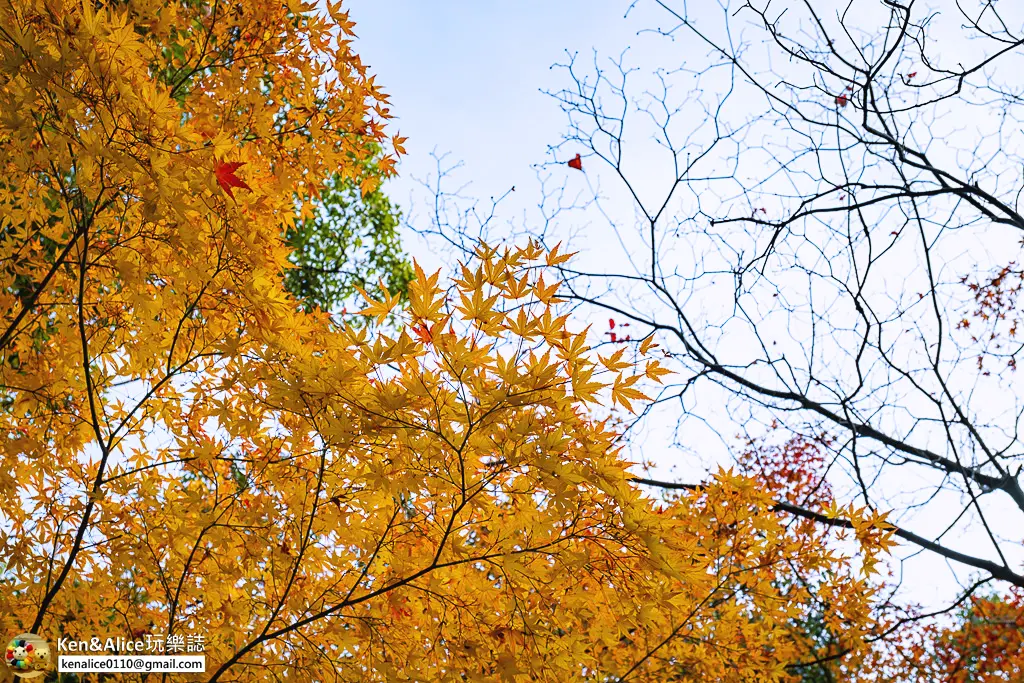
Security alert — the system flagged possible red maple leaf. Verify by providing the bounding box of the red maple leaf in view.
[215,160,252,199]
[835,94,849,108]
[608,318,615,329]
[907,71,917,79]
[567,153,583,171]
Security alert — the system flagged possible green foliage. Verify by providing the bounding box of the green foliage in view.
[283,171,413,320]
[792,608,838,683]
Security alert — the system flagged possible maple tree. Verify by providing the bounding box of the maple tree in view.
[0,0,902,681]
[927,590,1024,681]
[854,588,1024,682]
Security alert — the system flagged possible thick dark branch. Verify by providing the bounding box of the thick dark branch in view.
[564,291,1024,515]
[0,196,116,354]
[632,477,1024,588]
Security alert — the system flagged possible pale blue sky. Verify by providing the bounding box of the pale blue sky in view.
[349,1,637,208]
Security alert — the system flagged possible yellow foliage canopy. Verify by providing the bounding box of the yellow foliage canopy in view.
[0,1,891,680]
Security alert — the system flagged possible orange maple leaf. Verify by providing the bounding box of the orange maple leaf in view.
[567,153,583,171]
[215,160,252,199]
[412,323,433,344]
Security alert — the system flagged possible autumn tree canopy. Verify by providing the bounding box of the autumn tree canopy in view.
[0,0,913,681]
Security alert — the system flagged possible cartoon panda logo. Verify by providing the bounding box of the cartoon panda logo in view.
[5,639,32,669]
